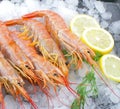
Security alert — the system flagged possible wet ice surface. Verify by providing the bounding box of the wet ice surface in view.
[0,0,120,109]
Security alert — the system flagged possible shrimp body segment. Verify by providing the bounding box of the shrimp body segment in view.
[0,51,38,109]
[0,21,40,85]
[22,10,96,67]
[5,19,69,77]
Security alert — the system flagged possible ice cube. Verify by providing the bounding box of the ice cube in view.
[115,103,120,109]
[51,0,66,8]
[109,20,120,34]
[24,0,41,12]
[83,0,95,9]
[100,20,109,28]
[65,0,79,6]
[113,34,120,42]
[0,0,17,20]
[117,47,120,57]
[93,14,100,23]
[22,102,31,109]
[110,94,120,104]
[110,89,120,104]
[10,0,24,4]
[41,0,53,6]
[4,95,18,109]
[88,9,96,16]
[54,7,78,25]
[94,1,106,13]
[101,12,112,20]
[81,8,88,14]
[15,4,29,17]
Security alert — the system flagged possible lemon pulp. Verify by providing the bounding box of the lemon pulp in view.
[82,28,114,54]
[100,54,120,82]
[70,14,100,38]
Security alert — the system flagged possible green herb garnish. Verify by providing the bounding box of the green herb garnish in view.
[93,52,102,61]
[71,69,98,109]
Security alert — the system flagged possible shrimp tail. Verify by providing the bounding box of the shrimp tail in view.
[0,84,5,109]
[14,84,38,109]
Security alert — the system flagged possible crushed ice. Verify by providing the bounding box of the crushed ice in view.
[0,0,120,109]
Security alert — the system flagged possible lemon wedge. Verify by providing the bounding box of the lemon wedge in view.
[82,28,114,54]
[99,54,120,82]
[70,14,100,38]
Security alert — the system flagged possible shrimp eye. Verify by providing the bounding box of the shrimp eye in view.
[53,73,59,77]
[65,61,69,65]
[25,64,30,69]
[18,82,21,86]
[87,50,90,54]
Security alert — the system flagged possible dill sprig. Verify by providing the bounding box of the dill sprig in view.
[71,69,98,109]
[93,52,102,61]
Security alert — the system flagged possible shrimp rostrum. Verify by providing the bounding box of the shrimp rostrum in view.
[0,51,38,109]
[0,21,40,86]
[21,10,96,68]
[4,18,69,77]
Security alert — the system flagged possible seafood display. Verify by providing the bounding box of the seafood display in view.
[0,9,119,109]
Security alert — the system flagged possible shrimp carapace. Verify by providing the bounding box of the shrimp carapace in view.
[0,51,38,109]
[5,18,69,77]
[21,10,96,67]
[0,21,41,86]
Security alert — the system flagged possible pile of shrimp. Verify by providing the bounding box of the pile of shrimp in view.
[0,10,104,109]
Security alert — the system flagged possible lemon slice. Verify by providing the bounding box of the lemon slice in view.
[70,14,100,38]
[99,54,120,82]
[82,28,114,54]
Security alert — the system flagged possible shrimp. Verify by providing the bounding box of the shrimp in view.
[0,51,38,109]
[21,10,96,67]
[0,21,40,86]
[4,19,69,77]
[9,30,77,97]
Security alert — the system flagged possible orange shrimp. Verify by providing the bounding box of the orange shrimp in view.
[21,10,96,67]
[0,21,40,86]
[9,30,78,97]
[0,51,38,109]
[4,19,69,77]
